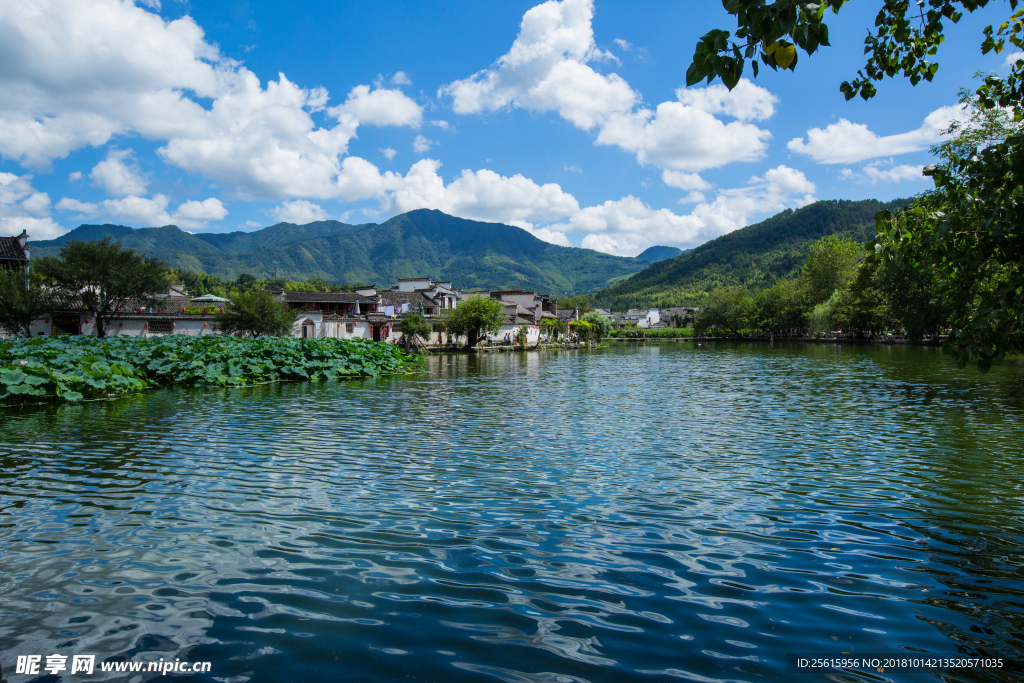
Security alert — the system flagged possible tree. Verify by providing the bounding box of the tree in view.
[442,295,505,348]
[754,279,807,331]
[542,317,566,340]
[800,235,863,305]
[693,286,755,336]
[687,1,1024,369]
[236,273,257,290]
[217,290,296,337]
[35,238,169,337]
[399,313,433,347]
[686,1,1004,100]
[558,295,594,314]
[0,270,57,338]
[581,311,611,337]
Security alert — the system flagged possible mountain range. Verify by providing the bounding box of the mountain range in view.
[29,209,648,295]
[592,198,910,310]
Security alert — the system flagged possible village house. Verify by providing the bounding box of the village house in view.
[0,231,29,272]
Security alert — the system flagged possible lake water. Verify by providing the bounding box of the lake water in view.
[1,343,1023,683]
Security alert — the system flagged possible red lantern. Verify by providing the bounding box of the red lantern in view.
[119,322,123,327]
[203,322,207,328]
[44,318,49,323]
[172,322,176,328]
[84,318,90,323]
[144,323,148,328]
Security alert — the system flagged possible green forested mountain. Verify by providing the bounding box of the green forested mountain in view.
[30,209,646,295]
[636,245,684,262]
[592,199,910,309]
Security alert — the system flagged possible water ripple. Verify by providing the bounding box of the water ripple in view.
[1,343,1022,682]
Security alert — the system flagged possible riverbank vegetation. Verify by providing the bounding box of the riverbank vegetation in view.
[0,336,421,405]
[684,2,1024,369]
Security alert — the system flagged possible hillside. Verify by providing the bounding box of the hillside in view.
[31,209,647,295]
[636,245,683,262]
[592,198,910,309]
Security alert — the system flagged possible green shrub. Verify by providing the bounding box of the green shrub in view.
[0,335,421,405]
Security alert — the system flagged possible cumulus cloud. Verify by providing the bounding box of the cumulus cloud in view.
[430,119,452,130]
[330,84,422,127]
[613,38,631,51]
[840,161,926,185]
[0,172,65,239]
[0,0,420,201]
[56,193,227,229]
[68,171,82,182]
[661,170,711,191]
[441,0,775,172]
[391,71,412,86]
[379,147,397,160]
[90,148,147,196]
[270,199,329,224]
[545,165,816,256]
[385,159,580,229]
[413,135,435,153]
[788,105,967,164]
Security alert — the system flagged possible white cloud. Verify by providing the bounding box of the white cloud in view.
[441,0,638,130]
[244,220,261,228]
[563,163,582,173]
[176,197,228,222]
[0,0,420,201]
[413,135,435,153]
[90,148,147,196]
[441,0,775,173]
[391,71,412,86]
[523,225,572,246]
[788,105,967,164]
[430,119,452,130]
[0,172,66,239]
[379,147,397,160]
[613,38,631,51]
[386,159,579,229]
[840,161,926,185]
[56,192,228,229]
[68,171,82,182]
[330,84,423,127]
[270,199,329,224]
[676,80,777,122]
[661,170,711,191]
[1005,51,1023,66]
[549,165,816,256]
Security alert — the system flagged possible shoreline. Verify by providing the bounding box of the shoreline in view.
[604,336,943,346]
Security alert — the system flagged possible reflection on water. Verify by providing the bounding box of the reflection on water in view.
[1,343,1023,682]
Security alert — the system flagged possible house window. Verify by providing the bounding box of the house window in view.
[346,323,354,333]
[149,319,173,334]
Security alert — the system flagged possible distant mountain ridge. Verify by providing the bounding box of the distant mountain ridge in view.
[30,209,647,295]
[636,245,683,262]
[593,198,910,309]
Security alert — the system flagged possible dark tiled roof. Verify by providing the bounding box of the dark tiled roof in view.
[0,235,28,262]
[278,290,373,303]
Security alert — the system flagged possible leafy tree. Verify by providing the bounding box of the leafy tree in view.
[236,273,257,289]
[0,270,57,338]
[693,286,755,336]
[800,235,863,305]
[754,279,807,331]
[399,313,433,346]
[35,238,170,337]
[686,0,1004,100]
[442,295,505,348]
[558,295,594,314]
[688,1,1024,369]
[217,290,296,337]
[581,311,611,337]
[542,317,567,340]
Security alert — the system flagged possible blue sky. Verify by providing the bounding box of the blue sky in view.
[0,0,1017,256]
